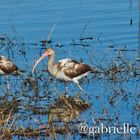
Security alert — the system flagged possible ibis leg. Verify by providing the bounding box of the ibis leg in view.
[5,75,10,92]
[73,79,84,92]
[65,82,68,95]
[77,82,84,92]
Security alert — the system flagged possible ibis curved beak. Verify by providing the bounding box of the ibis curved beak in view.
[32,52,48,74]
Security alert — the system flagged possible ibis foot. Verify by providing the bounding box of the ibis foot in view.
[64,92,69,98]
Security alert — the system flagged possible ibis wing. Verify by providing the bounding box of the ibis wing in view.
[58,59,91,79]
[0,56,18,74]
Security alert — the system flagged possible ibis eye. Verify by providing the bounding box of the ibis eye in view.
[48,52,51,55]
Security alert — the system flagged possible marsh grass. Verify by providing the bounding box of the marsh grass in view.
[0,98,21,139]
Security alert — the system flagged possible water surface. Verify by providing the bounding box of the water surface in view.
[0,0,139,139]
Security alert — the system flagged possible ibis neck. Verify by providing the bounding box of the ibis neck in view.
[48,54,55,67]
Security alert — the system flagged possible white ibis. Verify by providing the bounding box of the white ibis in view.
[32,48,94,93]
[0,55,19,90]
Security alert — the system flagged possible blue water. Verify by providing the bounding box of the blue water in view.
[0,0,139,139]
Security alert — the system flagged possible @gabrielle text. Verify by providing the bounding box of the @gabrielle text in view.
[78,123,137,136]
